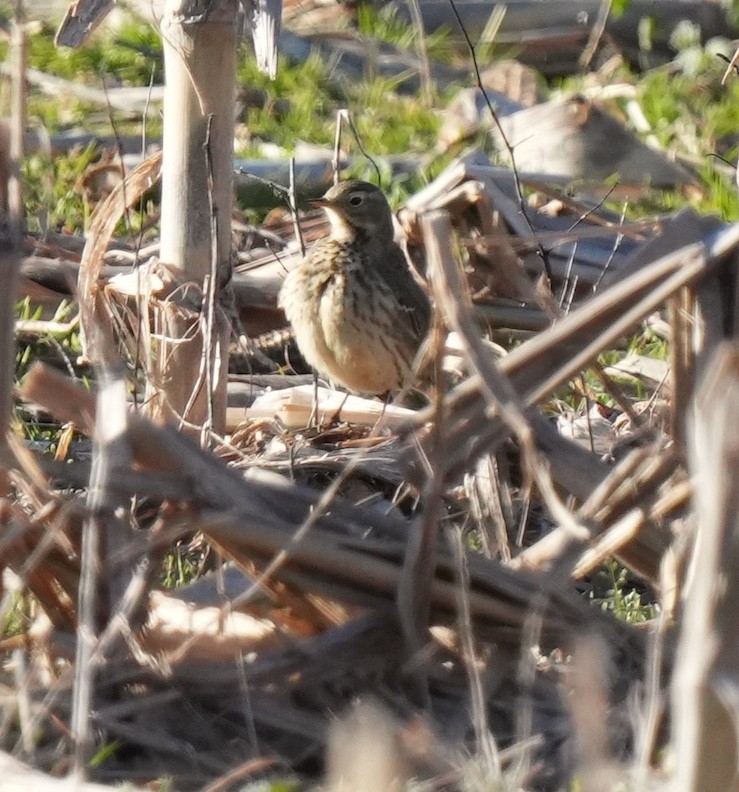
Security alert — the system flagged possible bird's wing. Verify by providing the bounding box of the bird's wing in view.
[376,244,431,342]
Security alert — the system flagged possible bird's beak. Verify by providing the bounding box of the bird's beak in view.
[309,197,332,209]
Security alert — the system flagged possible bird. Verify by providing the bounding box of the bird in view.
[278,180,431,396]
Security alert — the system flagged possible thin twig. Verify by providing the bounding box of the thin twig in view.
[451,527,500,776]
[289,156,306,257]
[334,108,382,187]
[203,112,221,441]
[446,0,552,281]
[579,0,612,70]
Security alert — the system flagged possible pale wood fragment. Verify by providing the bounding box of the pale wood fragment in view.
[236,384,414,430]
[55,0,114,47]
[495,94,695,188]
[0,749,146,791]
[0,63,164,112]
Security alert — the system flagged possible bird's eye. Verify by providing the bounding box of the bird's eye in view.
[349,194,363,206]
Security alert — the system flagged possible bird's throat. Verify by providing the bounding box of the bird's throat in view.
[324,208,357,242]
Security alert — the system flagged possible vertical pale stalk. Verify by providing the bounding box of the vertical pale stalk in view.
[72,368,130,775]
[0,8,25,486]
[673,342,739,791]
[148,0,237,435]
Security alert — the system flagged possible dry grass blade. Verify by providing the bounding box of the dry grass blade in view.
[77,150,162,362]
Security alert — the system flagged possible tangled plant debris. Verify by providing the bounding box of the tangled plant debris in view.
[3,2,739,790]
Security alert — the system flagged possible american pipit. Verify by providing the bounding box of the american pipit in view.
[279,180,431,395]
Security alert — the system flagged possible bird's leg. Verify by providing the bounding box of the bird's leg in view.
[370,391,391,436]
[327,389,350,426]
[309,369,320,428]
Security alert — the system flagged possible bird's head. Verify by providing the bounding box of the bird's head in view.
[310,180,394,240]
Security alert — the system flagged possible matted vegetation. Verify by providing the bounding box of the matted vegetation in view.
[2,3,739,791]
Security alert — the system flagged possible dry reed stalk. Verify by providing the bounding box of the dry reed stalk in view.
[142,0,237,436]
[512,443,687,580]
[569,634,617,792]
[0,8,26,490]
[71,365,133,774]
[393,224,739,584]
[668,286,696,447]
[673,341,739,791]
